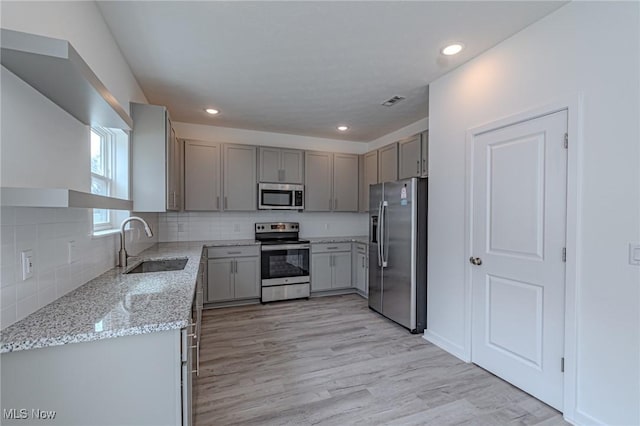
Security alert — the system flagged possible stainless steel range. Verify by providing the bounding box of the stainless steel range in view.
[256,222,310,302]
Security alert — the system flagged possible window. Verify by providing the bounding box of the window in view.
[91,127,114,230]
[90,127,129,232]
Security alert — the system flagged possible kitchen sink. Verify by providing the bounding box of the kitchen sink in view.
[124,258,188,274]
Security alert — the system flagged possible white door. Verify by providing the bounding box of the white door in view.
[471,110,567,410]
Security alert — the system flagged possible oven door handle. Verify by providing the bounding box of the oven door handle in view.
[261,244,310,251]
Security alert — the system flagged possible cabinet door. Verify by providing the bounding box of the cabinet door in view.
[184,140,221,211]
[165,115,177,210]
[421,130,429,177]
[378,142,398,183]
[332,252,352,289]
[207,259,234,302]
[362,151,378,212]
[311,253,332,291]
[356,253,366,293]
[234,257,260,299]
[398,135,422,179]
[281,149,304,183]
[258,147,281,183]
[223,144,257,211]
[333,153,358,212]
[304,151,333,211]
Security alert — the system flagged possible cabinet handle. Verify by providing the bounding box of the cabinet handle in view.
[281,169,285,181]
[327,246,338,250]
[234,260,237,274]
[330,254,333,267]
[334,199,338,210]
[422,158,426,175]
[362,257,365,268]
[216,196,220,210]
[417,160,420,174]
[227,251,242,255]
[224,196,228,210]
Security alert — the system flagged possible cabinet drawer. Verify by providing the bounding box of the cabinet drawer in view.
[355,243,367,255]
[207,245,259,258]
[312,242,351,253]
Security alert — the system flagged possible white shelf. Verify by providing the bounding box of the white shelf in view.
[1,187,133,210]
[1,28,133,130]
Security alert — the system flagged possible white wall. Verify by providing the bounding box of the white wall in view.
[367,117,429,151]
[427,2,639,425]
[0,1,156,329]
[174,122,369,154]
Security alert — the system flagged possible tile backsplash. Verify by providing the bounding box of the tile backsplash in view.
[159,211,368,242]
[0,207,158,330]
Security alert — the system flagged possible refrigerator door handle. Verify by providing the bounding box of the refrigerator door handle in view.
[381,201,389,268]
[377,201,383,267]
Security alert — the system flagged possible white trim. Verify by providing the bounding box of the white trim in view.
[423,330,469,362]
[463,95,583,421]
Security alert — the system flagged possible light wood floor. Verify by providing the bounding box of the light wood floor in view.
[195,294,566,426]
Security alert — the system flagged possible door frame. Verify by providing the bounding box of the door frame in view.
[464,95,584,422]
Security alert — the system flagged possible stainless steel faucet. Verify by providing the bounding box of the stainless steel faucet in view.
[118,216,154,267]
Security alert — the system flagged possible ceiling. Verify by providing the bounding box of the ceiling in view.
[97,1,566,142]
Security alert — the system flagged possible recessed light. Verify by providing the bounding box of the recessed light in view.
[205,108,219,115]
[337,125,349,132]
[441,43,464,56]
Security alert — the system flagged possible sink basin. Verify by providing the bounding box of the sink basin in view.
[124,258,188,274]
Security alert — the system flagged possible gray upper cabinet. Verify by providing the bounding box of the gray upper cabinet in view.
[378,142,398,183]
[333,153,359,212]
[398,134,422,179]
[421,130,429,177]
[360,150,378,212]
[131,102,181,212]
[305,151,358,212]
[258,147,304,183]
[184,140,221,211]
[223,144,257,211]
[305,151,333,211]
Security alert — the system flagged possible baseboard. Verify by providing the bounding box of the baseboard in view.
[423,330,470,362]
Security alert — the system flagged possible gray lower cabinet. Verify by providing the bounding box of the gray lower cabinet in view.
[378,142,398,183]
[206,246,260,302]
[1,329,191,426]
[259,147,304,183]
[311,243,352,291]
[398,134,422,179]
[352,243,368,295]
[223,144,257,211]
[184,140,221,211]
[305,151,358,212]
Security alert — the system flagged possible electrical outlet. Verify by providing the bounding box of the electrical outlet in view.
[68,240,77,264]
[629,243,640,266]
[21,249,34,280]
[178,223,186,233]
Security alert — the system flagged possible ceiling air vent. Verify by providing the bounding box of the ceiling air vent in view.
[381,96,406,107]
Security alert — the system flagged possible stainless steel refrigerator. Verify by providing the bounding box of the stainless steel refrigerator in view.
[369,177,427,333]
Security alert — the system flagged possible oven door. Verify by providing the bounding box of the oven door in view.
[261,244,310,286]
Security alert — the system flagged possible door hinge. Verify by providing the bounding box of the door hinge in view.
[561,357,565,373]
[563,133,568,149]
[562,247,567,262]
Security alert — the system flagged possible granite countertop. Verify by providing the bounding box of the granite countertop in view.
[0,242,212,354]
[306,236,368,244]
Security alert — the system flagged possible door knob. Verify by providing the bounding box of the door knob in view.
[469,257,483,266]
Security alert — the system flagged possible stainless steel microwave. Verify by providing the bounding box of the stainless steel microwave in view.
[258,183,304,210]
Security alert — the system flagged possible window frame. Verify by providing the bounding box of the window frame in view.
[91,127,116,231]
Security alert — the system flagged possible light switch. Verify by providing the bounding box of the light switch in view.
[629,243,640,266]
[21,249,34,280]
